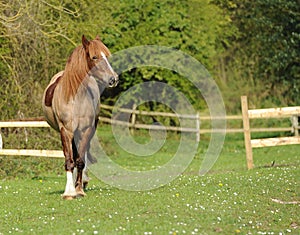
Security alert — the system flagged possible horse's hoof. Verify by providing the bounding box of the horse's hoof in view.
[62,195,76,200]
[75,188,86,197]
[76,192,86,198]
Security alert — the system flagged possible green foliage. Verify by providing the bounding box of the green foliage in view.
[93,0,229,112]
[214,0,300,110]
[0,0,299,119]
[0,0,78,119]
[0,0,230,119]
[0,23,15,118]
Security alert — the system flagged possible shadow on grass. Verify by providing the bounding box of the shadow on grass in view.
[46,184,113,196]
[258,162,299,169]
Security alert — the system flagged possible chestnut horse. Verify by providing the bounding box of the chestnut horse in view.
[42,35,118,199]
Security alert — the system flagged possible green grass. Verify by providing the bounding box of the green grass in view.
[0,125,299,234]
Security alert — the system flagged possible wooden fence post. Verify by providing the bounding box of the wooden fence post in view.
[241,96,254,169]
[130,103,137,135]
[196,112,200,142]
[291,115,299,136]
[0,132,2,149]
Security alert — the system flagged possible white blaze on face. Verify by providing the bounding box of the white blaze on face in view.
[100,51,115,75]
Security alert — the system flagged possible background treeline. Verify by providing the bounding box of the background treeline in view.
[0,0,299,120]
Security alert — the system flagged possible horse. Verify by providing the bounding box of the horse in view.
[42,35,118,199]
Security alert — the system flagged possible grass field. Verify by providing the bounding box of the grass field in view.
[0,125,299,234]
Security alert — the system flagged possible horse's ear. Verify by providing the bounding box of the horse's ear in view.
[95,35,101,41]
[82,35,90,49]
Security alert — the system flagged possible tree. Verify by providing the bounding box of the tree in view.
[0,0,84,119]
[1,0,232,119]
[95,0,232,111]
[213,0,300,109]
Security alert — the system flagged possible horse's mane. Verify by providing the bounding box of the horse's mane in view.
[61,39,111,101]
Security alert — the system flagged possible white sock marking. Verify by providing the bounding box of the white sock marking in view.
[63,171,76,196]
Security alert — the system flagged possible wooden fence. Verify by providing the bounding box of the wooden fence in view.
[0,120,64,158]
[0,102,299,164]
[96,104,296,134]
[241,96,300,170]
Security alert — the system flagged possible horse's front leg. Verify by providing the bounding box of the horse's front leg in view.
[83,119,99,189]
[74,126,94,197]
[82,152,90,190]
[60,127,77,200]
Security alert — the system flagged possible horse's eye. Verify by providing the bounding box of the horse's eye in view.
[92,56,98,60]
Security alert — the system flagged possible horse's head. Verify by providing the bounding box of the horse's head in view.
[82,35,119,88]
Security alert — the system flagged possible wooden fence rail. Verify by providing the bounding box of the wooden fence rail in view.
[0,102,299,160]
[241,96,300,169]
